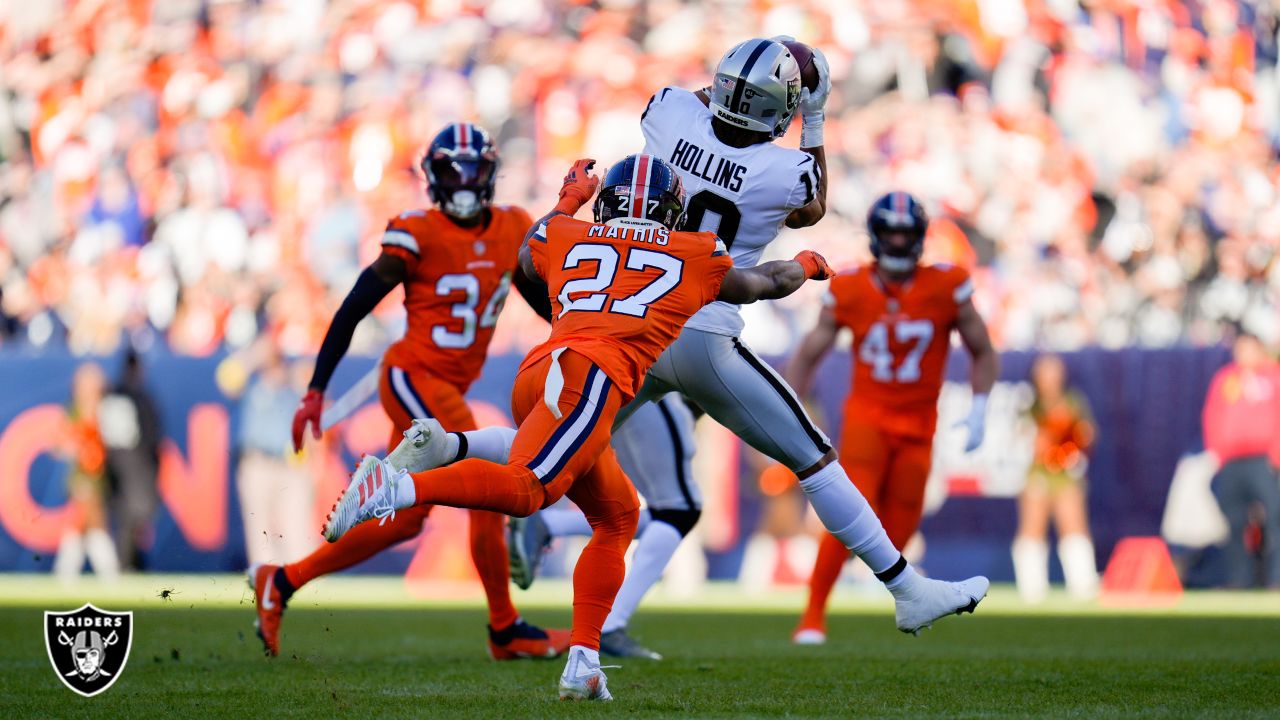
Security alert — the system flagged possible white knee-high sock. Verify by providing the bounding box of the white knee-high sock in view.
[1058,534,1099,600]
[542,508,651,539]
[602,520,683,633]
[443,427,517,464]
[1012,537,1049,603]
[85,528,120,581]
[798,462,901,574]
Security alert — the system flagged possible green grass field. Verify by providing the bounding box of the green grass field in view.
[1,575,1277,718]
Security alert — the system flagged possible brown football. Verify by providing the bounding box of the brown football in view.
[783,40,820,93]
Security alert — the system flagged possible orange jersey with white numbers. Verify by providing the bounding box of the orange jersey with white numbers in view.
[380,206,531,392]
[522,215,733,399]
[829,263,973,439]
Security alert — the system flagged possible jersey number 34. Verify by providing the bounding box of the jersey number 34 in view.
[558,243,683,319]
[433,271,512,349]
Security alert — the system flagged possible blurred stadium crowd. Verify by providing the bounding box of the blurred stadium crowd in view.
[1,0,1279,360]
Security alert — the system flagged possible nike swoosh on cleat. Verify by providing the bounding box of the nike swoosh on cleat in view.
[956,598,979,615]
[261,574,277,611]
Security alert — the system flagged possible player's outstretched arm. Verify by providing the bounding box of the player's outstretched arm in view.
[716,250,832,304]
[784,303,840,397]
[293,253,405,451]
[954,297,999,452]
[518,158,600,283]
[786,47,830,229]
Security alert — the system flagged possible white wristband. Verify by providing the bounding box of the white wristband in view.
[800,121,824,149]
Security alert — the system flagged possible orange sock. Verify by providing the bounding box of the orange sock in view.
[569,510,639,650]
[798,533,850,632]
[411,458,544,518]
[284,504,431,589]
[468,509,520,630]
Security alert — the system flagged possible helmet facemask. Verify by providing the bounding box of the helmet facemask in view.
[867,193,929,274]
[424,154,496,220]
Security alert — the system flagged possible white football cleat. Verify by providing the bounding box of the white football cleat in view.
[321,455,404,542]
[557,647,614,701]
[894,575,989,636]
[386,418,453,473]
[792,628,827,646]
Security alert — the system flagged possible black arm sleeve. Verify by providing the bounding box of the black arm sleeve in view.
[308,267,398,392]
[514,267,553,324]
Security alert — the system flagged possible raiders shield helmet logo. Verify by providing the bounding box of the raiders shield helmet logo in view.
[44,604,133,697]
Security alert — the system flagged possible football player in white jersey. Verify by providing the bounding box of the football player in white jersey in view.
[508,38,988,644]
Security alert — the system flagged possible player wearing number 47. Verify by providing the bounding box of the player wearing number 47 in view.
[251,123,571,661]
[789,191,1000,645]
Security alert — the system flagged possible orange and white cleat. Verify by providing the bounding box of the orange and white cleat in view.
[487,619,570,660]
[558,646,614,701]
[248,563,287,657]
[322,455,409,542]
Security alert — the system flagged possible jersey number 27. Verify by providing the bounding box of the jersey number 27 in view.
[558,243,682,319]
[858,319,934,383]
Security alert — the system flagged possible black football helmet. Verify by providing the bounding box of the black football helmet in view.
[867,191,929,273]
[421,123,498,220]
[593,154,685,230]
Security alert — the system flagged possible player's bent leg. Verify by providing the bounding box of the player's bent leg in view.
[661,330,989,633]
[468,509,518,628]
[797,428,890,643]
[259,503,432,656]
[559,451,639,701]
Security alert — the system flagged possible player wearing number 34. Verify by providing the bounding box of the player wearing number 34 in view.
[790,191,1000,645]
[262,123,569,662]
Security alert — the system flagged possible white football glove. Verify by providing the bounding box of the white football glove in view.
[799,46,831,149]
[954,393,988,453]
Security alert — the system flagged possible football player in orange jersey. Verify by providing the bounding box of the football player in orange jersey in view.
[250,123,568,661]
[789,191,999,645]
[319,154,835,700]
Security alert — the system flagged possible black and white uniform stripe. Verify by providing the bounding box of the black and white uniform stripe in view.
[615,328,832,473]
[528,365,613,484]
[388,367,432,420]
[611,393,700,511]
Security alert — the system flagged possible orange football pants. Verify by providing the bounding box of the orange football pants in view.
[799,408,933,630]
[284,364,519,631]
[407,349,640,649]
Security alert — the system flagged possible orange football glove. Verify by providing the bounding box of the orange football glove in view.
[554,159,599,215]
[291,389,323,453]
[793,250,834,280]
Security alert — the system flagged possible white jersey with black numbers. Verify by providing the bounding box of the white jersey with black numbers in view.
[641,86,819,337]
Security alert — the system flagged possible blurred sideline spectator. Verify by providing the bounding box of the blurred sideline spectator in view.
[218,339,317,566]
[100,347,161,571]
[1012,354,1098,602]
[53,362,120,583]
[1202,332,1280,588]
[0,1,1277,362]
